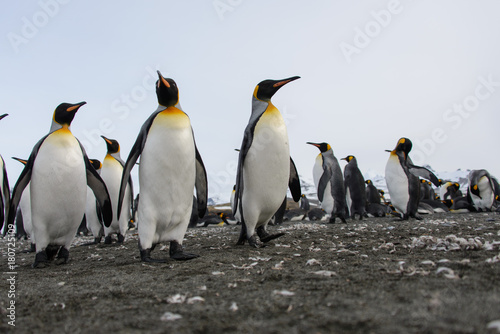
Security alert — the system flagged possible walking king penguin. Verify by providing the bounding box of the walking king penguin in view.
[307,142,347,223]
[233,76,301,247]
[467,169,496,211]
[341,155,367,220]
[7,102,112,268]
[101,136,133,244]
[0,114,10,231]
[384,137,440,220]
[117,71,207,263]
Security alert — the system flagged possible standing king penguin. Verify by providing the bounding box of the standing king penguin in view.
[341,155,366,220]
[117,71,207,262]
[0,114,10,232]
[8,102,112,268]
[101,136,133,244]
[384,137,440,220]
[233,77,301,247]
[307,142,347,223]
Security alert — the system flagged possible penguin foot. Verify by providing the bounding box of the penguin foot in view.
[117,233,125,243]
[248,235,265,248]
[256,226,284,243]
[55,247,69,265]
[259,232,285,243]
[169,241,199,261]
[139,248,168,263]
[46,245,60,260]
[32,251,49,269]
[104,235,113,244]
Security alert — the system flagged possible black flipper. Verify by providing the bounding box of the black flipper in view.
[0,156,10,229]
[289,157,301,202]
[408,163,440,187]
[79,143,113,227]
[117,107,164,218]
[317,167,332,202]
[7,134,49,230]
[194,142,208,218]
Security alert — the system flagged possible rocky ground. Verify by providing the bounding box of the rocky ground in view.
[1,212,500,333]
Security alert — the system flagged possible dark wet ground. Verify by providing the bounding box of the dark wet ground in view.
[1,212,500,333]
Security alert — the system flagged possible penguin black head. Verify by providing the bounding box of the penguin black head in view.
[101,135,120,154]
[254,76,300,101]
[12,157,27,166]
[53,102,86,127]
[156,71,179,107]
[471,184,481,198]
[89,159,102,171]
[366,180,372,185]
[306,142,331,153]
[420,179,427,184]
[341,155,355,162]
[386,137,412,158]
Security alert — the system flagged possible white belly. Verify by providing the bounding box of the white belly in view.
[241,109,289,231]
[20,184,33,241]
[385,155,409,214]
[138,112,196,247]
[30,131,87,249]
[471,176,494,210]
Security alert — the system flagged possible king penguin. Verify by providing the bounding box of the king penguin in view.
[8,102,112,268]
[384,137,440,220]
[117,71,207,262]
[101,136,133,244]
[467,169,496,211]
[83,159,105,245]
[233,76,301,247]
[341,155,366,220]
[307,142,347,223]
[0,114,10,232]
[12,157,35,251]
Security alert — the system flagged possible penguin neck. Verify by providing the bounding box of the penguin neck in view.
[106,152,124,165]
[50,121,71,134]
[251,96,272,118]
[156,101,183,113]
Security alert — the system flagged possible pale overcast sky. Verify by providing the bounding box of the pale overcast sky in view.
[1,0,499,201]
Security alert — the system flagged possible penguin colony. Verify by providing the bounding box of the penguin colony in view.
[2,72,499,268]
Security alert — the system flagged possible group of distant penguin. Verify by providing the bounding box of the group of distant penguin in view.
[0,73,497,268]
